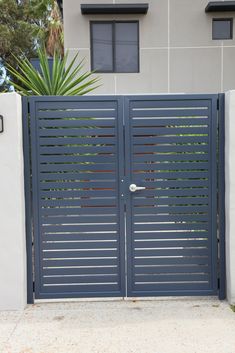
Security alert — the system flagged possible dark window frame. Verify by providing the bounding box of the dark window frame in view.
[212,18,233,40]
[90,20,140,73]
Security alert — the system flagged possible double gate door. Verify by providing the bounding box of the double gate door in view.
[25,95,224,300]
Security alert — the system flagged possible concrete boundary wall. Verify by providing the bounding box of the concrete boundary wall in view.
[0,93,27,310]
[225,90,235,305]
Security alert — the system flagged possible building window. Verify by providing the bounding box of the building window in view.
[212,18,233,40]
[90,21,139,73]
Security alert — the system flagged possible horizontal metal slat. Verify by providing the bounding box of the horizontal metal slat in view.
[133,154,209,163]
[42,249,118,258]
[39,119,116,127]
[40,181,116,189]
[130,99,209,109]
[39,128,116,137]
[42,223,118,232]
[40,155,116,163]
[134,240,208,248]
[134,256,210,266]
[42,233,119,242]
[133,189,209,197]
[132,282,210,292]
[134,214,208,222]
[131,109,208,118]
[135,248,209,257]
[134,205,209,214]
[38,111,116,120]
[37,111,116,119]
[43,266,118,276]
[134,231,208,240]
[40,199,117,207]
[41,207,117,216]
[134,223,208,231]
[43,275,119,285]
[37,100,117,111]
[40,173,116,182]
[39,146,116,154]
[132,171,209,179]
[39,163,116,172]
[42,258,118,267]
[134,264,209,275]
[133,162,209,171]
[42,215,117,224]
[41,284,120,293]
[135,180,209,188]
[133,127,209,135]
[39,137,116,146]
[43,241,118,250]
[133,197,209,206]
[133,136,208,144]
[133,145,209,153]
[41,190,116,198]
[132,118,208,127]
[134,273,209,283]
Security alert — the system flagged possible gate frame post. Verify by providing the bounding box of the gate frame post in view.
[218,93,226,300]
[225,90,235,305]
[22,97,34,304]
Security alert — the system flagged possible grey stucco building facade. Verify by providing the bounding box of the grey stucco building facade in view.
[62,0,235,94]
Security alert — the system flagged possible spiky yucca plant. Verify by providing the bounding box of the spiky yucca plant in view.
[7,48,100,96]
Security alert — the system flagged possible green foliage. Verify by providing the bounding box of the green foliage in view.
[7,47,100,96]
[231,305,235,313]
[0,0,54,69]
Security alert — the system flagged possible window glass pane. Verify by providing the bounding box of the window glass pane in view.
[91,23,113,71]
[115,22,138,73]
[213,19,233,40]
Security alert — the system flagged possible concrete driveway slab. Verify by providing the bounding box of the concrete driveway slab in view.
[1,298,235,353]
[0,312,22,351]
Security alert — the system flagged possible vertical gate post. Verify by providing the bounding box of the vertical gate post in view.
[225,90,235,305]
[0,93,27,310]
[22,97,34,304]
[218,94,226,300]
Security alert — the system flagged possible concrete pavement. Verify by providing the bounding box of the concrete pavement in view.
[0,298,235,353]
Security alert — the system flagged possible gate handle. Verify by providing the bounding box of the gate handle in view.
[129,184,146,192]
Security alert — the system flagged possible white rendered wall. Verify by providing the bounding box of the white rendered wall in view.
[0,93,27,310]
[225,90,235,305]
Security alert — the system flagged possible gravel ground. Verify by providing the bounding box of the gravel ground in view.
[0,298,235,353]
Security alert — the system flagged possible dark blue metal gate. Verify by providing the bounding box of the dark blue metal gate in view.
[124,95,220,297]
[23,94,225,301]
[26,96,125,299]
